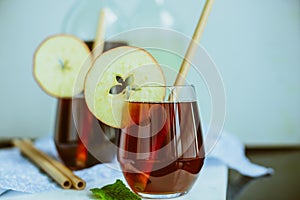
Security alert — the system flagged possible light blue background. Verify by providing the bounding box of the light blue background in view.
[0,0,299,146]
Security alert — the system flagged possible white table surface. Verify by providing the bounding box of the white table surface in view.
[0,158,227,200]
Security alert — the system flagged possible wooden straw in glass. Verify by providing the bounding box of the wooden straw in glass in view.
[93,9,106,56]
[173,0,215,86]
[135,0,215,192]
[75,9,107,167]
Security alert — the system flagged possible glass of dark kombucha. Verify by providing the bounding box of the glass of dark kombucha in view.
[54,93,118,170]
[54,41,126,170]
[118,85,205,199]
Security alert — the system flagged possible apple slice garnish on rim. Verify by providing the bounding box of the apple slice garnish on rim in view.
[33,34,91,98]
[84,46,166,128]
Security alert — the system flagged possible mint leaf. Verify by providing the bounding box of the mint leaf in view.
[90,179,141,200]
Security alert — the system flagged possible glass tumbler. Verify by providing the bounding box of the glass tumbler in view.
[118,85,205,199]
[53,40,126,170]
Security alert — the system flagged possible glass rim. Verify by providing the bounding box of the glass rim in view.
[126,84,196,90]
[125,84,197,103]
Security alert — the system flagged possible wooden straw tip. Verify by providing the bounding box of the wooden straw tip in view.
[74,180,86,190]
[63,180,72,189]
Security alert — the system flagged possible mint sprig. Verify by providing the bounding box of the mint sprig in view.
[90,179,141,200]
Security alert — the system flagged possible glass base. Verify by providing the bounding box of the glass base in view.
[137,191,188,199]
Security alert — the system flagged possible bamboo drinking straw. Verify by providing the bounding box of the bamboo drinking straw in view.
[21,139,86,190]
[12,139,72,189]
[93,9,106,56]
[75,9,107,167]
[173,0,215,86]
[134,0,215,192]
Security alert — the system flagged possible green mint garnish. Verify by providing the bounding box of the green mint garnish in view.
[90,179,141,200]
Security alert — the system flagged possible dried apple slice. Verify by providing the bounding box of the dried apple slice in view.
[33,34,90,98]
[84,46,166,128]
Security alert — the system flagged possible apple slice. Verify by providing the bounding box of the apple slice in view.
[84,46,166,128]
[33,34,91,98]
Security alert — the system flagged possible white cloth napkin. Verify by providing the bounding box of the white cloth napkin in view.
[207,131,274,177]
[0,138,124,194]
[0,189,7,196]
[0,131,273,196]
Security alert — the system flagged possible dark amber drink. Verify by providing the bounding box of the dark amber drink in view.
[54,41,126,170]
[54,95,118,170]
[118,85,205,198]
